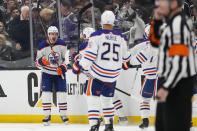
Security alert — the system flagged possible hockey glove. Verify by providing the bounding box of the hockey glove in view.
[57,64,67,75]
[38,57,50,66]
[72,60,82,75]
[72,51,80,61]
[122,61,130,70]
[122,61,142,70]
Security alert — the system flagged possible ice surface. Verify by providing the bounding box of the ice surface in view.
[0,123,156,131]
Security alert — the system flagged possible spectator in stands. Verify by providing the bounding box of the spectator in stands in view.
[0,34,12,61]
[9,6,30,52]
[5,7,20,32]
[33,8,55,49]
[40,8,55,28]
[130,0,135,7]
[0,1,5,15]
[24,0,29,6]
[60,0,78,51]
[31,7,42,58]
[4,0,18,27]
[0,21,14,47]
[10,8,20,20]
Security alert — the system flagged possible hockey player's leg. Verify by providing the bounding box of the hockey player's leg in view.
[112,93,128,125]
[55,75,68,124]
[101,96,115,131]
[98,108,104,126]
[139,78,156,129]
[57,91,69,124]
[139,97,151,129]
[87,95,101,131]
[42,91,52,126]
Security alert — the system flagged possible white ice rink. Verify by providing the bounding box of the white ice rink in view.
[0,123,197,131]
[0,123,156,131]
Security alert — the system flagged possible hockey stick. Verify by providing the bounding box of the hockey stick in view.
[37,1,64,79]
[77,3,93,55]
[130,68,139,89]
[81,70,142,101]
[76,3,93,82]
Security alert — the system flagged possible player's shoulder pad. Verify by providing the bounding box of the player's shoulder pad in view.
[79,42,88,51]
[89,30,103,38]
[56,38,67,46]
[37,40,49,50]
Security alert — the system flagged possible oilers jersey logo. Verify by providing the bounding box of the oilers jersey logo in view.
[48,52,60,65]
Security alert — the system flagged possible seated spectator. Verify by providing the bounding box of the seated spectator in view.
[9,6,30,52]
[0,34,12,61]
[40,8,55,28]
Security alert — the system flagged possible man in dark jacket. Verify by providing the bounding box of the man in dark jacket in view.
[9,6,30,52]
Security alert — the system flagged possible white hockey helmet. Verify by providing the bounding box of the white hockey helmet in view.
[47,26,59,36]
[101,10,115,26]
[143,24,151,39]
[83,27,95,39]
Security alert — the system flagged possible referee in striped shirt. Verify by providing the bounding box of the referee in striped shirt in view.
[149,0,197,131]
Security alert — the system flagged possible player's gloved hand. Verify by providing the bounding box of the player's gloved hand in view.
[38,57,50,66]
[72,52,80,61]
[122,60,131,70]
[57,64,67,75]
[72,60,82,75]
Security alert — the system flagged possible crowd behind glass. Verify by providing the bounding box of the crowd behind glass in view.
[0,0,195,69]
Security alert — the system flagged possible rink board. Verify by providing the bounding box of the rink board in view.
[0,69,196,125]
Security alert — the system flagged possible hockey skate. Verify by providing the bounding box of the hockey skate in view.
[60,115,69,124]
[118,116,128,125]
[42,115,51,126]
[139,118,149,129]
[104,118,114,131]
[89,119,100,131]
[99,117,104,126]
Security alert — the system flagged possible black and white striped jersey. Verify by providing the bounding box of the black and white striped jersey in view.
[157,12,197,89]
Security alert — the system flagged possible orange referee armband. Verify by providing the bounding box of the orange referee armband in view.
[168,44,189,57]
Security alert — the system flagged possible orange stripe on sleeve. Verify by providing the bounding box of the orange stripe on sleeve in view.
[137,54,145,62]
[168,44,188,57]
[85,53,96,59]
